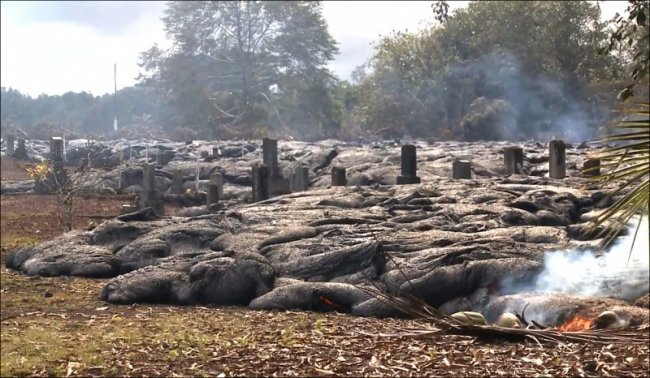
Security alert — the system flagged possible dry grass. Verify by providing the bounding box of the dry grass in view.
[2,273,649,377]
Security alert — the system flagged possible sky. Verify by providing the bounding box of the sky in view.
[0,1,629,98]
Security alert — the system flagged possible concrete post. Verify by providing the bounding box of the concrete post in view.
[207,172,222,205]
[51,136,64,157]
[252,163,270,202]
[214,172,223,198]
[143,163,155,192]
[155,149,163,168]
[331,166,347,186]
[262,138,280,177]
[270,176,291,196]
[50,137,64,170]
[171,170,184,194]
[212,147,219,158]
[583,157,601,177]
[293,166,310,192]
[549,139,566,179]
[14,138,28,160]
[396,144,421,185]
[452,159,472,179]
[140,163,163,214]
[504,146,524,175]
[118,166,124,191]
[6,135,15,155]
[262,138,290,195]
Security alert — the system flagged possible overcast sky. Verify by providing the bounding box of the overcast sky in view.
[0,1,628,97]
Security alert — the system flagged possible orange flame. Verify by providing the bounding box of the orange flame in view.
[557,314,593,332]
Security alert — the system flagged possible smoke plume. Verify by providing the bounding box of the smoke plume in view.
[448,51,610,143]
[517,216,649,301]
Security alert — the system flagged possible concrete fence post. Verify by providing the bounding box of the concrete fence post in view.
[139,163,163,214]
[452,159,472,179]
[293,166,310,192]
[207,172,222,205]
[6,135,15,155]
[582,157,601,177]
[262,138,280,178]
[504,146,524,175]
[252,163,270,202]
[171,170,184,194]
[549,139,566,179]
[331,165,347,186]
[396,144,421,185]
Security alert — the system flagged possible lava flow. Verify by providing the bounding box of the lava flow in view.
[557,314,593,332]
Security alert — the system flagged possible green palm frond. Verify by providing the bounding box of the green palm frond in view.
[589,101,649,250]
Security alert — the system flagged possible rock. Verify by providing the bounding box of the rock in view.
[451,311,486,325]
[100,251,275,305]
[313,149,339,171]
[4,139,646,320]
[593,311,621,329]
[1,180,35,194]
[402,257,543,308]
[495,312,522,328]
[116,207,158,222]
[482,293,649,327]
[270,241,385,282]
[634,294,650,309]
[249,281,373,315]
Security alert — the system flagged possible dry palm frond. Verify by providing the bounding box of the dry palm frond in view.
[588,101,649,251]
[358,285,650,346]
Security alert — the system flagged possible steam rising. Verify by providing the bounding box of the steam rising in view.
[533,216,649,301]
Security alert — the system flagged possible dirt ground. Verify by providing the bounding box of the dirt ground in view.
[1,157,36,181]
[1,158,649,377]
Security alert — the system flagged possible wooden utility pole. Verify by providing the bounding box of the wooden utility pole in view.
[113,63,118,132]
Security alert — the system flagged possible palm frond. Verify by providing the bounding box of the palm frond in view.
[588,101,649,250]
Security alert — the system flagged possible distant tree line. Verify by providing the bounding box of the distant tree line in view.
[1,1,647,142]
[0,86,161,139]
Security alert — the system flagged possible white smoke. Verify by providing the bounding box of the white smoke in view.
[532,215,649,301]
[448,51,608,143]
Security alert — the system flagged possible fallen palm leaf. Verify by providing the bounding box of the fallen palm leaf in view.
[359,285,649,346]
[587,101,649,252]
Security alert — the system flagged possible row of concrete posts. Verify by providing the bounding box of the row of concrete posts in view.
[248,138,602,201]
[128,137,604,213]
[3,135,28,159]
[503,140,600,178]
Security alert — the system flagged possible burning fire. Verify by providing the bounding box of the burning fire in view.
[557,314,593,332]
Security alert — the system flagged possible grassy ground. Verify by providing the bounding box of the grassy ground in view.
[1,159,649,376]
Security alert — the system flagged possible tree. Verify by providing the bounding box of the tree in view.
[348,1,620,141]
[590,0,649,251]
[602,0,650,100]
[1,85,164,139]
[139,1,339,140]
[18,152,108,232]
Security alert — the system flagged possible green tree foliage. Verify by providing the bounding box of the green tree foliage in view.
[138,1,340,140]
[0,86,161,139]
[602,0,650,100]
[589,1,649,251]
[349,1,623,141]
